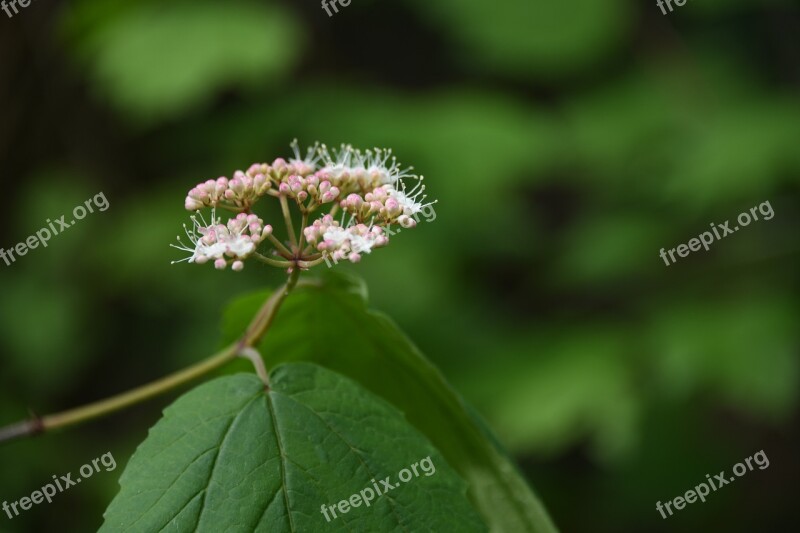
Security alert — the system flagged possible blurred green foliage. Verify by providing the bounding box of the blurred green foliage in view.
[62,0,302,123]
[0,0,798,531]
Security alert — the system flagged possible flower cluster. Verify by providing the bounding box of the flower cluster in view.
[278,174,340,206]
[340,179,431,228]
[172,141,436,272]
[171,211,271,271]
[315,144,417,191]
[303,214,388,263]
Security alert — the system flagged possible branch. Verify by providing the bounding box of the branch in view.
[0,271,301,446]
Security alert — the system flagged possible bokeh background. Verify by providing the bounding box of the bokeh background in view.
[1,0,799,531]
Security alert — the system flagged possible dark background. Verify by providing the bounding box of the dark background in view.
[1,0,799,531]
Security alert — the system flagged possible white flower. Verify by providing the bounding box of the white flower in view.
[361,147,417,186]
[224,235,256,257]
[289,139,322,176]
[388,179,429,216]
[317,144,417,189]
[350,229,384,254]
[322,226,350,247]
[171,210,271,270]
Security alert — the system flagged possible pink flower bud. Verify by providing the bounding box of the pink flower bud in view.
[185,198,204,210]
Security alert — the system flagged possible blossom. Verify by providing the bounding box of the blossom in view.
[184,167,272,211]
[316,144,417,191]
[173,140,435,272]
[303,214,388,263]
[340,178,435,228]
[288,139,321,176]
[277,173,340,206]
[171,211,271,271]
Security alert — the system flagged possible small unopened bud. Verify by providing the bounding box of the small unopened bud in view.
[398,215,417,229]
[185,198,204,210]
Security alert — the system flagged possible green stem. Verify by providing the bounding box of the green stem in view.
[297,257,328,269]
[297,211,309,251]
[265,233,293,258]
[253,252,294,269]
[242,269,299,347]
[279,195,298,250]
[42,346,238,433]
[0,272,300,445]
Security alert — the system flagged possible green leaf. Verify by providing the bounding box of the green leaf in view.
[222,272,557,533]
[101,364,485,532]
